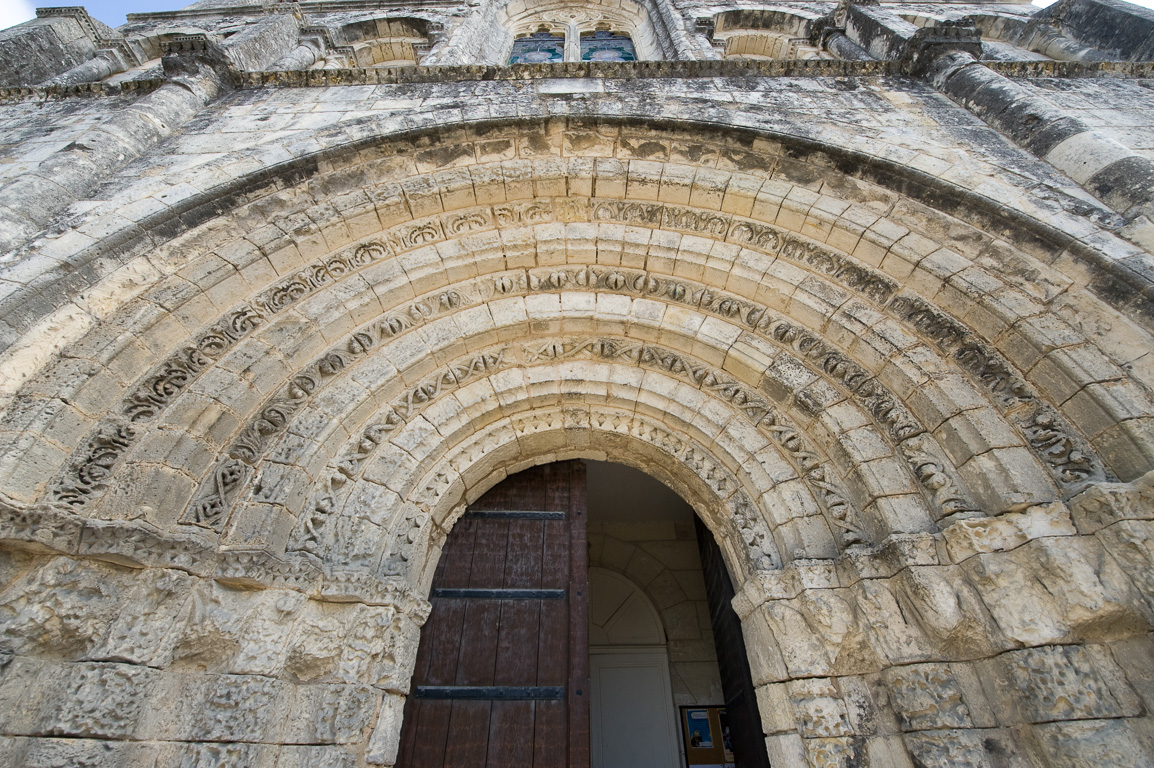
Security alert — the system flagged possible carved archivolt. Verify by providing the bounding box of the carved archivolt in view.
[43,195,1100,532]
[194,338,864,549]
[355,401,787,585]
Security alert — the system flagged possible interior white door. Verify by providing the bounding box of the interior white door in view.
[590,649,681,768]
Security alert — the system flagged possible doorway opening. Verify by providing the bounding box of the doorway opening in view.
[396,460,771,768]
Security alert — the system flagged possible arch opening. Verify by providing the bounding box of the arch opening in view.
[394,458,771,768]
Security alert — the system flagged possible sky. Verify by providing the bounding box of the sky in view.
[2,0,1154,32]
[1,0,181,29]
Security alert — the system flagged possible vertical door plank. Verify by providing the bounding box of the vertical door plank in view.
[486,700,535,768]
[505,518,544,589]
[456,598,502,686]
[536,598,568,687]
[567,461,591,767]
[443,700,492,768]
[541,518,570,590]
[532,699,567,768]
[405,699,452,767]
[470,519,510,588]
[494,599,541,686]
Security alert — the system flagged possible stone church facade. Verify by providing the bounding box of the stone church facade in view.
[2,0,1154,764]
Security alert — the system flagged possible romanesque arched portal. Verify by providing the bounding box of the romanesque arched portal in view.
[0,105,1152,768]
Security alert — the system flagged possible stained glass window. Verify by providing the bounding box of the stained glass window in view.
[580,30,637,62]
[509,30,565,64]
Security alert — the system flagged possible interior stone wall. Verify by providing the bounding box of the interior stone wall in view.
[2,0,1154,765]
[589,521,725,706]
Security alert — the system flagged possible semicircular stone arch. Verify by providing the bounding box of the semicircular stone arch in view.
[5,119,1151,496]
[1,115,1154,768]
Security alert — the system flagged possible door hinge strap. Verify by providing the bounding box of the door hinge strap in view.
[414,685,566,700]
[464,510,565,519]
[432,588,566,599]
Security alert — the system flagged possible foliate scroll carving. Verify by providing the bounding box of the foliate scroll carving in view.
[898,435,979,520]
[123,307,263,422]
[1019,407,1100,487]
[52,241,391,509]
[888,293,1029,406]
[764,318,922,443]
[592,200,899,304]
[510,266,962,516]
[52,422,137,506]
[183,287,477,532]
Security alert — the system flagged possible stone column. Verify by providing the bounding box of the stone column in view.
[566,22,581,62]
[37,49,129,87]
[270,39,324,71]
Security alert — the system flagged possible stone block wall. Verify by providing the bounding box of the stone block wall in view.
[0,0,1153,764]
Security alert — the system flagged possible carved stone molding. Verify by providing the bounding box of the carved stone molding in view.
[52,241,392,509]
[46,195,1101,523]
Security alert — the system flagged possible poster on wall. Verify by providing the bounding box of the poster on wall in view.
[680,706,736,768]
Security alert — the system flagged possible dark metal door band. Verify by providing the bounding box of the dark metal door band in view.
[413,686,566,700]
[463,509,566,519]
[431,588,566,599]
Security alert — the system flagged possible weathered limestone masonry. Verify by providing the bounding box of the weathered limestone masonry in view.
[2,0,1154,765]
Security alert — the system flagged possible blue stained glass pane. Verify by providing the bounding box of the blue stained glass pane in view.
[509,31,565,64]
[580,30,637,62]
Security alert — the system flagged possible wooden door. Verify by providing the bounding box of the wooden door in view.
[695,516,772,768]
[397,461,590,768]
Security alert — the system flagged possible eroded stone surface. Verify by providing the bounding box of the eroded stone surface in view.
[1,0,1154,764]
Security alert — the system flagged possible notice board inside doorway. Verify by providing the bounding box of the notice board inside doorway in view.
[680,706,735,768]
